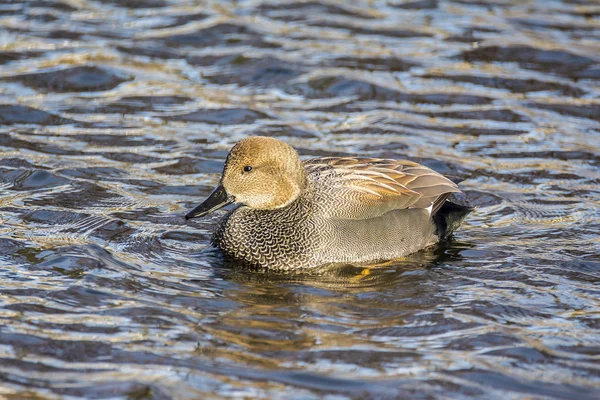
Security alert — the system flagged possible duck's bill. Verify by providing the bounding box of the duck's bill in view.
[185,185,234,220]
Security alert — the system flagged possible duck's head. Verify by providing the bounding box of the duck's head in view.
[185,136,307,219]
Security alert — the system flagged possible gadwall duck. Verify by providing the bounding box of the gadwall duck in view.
[186,136,471,271]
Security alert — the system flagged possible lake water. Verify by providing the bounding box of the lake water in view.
[0,0,599,399]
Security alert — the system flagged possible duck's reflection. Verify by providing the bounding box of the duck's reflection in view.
[191,241,474,368]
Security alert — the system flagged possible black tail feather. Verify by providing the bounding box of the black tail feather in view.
[434,201,473,239]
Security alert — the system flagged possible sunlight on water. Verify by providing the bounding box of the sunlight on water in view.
[0,0,599,398]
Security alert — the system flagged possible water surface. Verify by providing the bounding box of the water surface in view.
[0,0,599,399]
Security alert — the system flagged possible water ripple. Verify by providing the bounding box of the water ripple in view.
[0,0,599,398]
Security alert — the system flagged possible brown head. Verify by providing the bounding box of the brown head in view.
[185,136,307,219]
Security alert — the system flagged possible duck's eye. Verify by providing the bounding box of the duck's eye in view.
[243,165,253,173]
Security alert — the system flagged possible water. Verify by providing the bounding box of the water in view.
[0,0,599,398]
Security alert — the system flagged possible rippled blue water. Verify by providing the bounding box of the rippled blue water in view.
[0,0,599,399]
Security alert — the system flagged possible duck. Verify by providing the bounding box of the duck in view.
[185,136,472,271]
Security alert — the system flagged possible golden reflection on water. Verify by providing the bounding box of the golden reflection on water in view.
[0,0,599,398]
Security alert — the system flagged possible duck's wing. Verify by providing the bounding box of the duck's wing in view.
[304,157,461,220]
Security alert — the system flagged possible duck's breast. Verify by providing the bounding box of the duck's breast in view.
[212,200,320,270]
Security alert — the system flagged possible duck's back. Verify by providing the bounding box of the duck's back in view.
[303,156,461,218]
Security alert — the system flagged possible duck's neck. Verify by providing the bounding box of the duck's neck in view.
[269,169,307,209]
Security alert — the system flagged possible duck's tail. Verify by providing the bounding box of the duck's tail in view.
[433,201,474,240]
